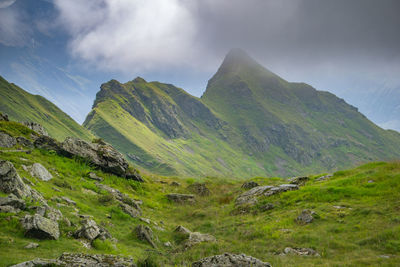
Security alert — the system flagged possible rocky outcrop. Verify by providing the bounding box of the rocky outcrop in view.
[192,253,271,267]
[16,137,33,147]
[174,225,216,249]
[135,224,156,248]
[283,247,320,256]
[0,160,43,201]
[0,194,26,213]
[296,209,316,224]
[0,132,16,148]
[21,214,60,240]
[241,181,259,189]
[23,122,48,136]
[29,163,53,181]
[166,193,195,204]
[315,174,333,182]
[235,184,298,206]
[288,176,309,186]
[61,137,143,181]
[74,218,111,241]
[10,253,136,267]
[0,113,9,121]
[187,183,210,196]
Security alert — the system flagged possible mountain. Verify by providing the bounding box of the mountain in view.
[84,49,400,177]
[0,75,94,141]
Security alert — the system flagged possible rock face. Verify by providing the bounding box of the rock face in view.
[61,137,143,181]
[187,183,211,196]
[166,193,195,204]
[135,224,156,248]
[192,253,271,267]
[21,214,60,240]
[11,253,136,267]
[241,181,259,189]
[0,194,26,210]
[30,163,53,181]
[16,137,33,147]
[74,218,111,241]
[0,160,43,201]
[235,184,299,206]
[0,132,16,148]
[23,122,48,136]
[296,209,316,224]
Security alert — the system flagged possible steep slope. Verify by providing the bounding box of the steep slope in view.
[84,50,400,177]
[0,76,93,141]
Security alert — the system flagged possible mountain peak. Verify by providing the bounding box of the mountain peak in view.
[220,48,257,70]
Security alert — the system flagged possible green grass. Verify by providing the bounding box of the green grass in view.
[0,75,94,141]
[1,132,399,266]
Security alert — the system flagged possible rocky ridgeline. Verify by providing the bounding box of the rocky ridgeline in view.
[0,118,143,181]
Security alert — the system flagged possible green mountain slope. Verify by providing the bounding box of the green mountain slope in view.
[84,50,400,177]
[0,76,93,141]
[1,120,400,266]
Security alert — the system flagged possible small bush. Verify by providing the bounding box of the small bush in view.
[137,255,162,267]
[53,179,73,190]
[98,194,115,205]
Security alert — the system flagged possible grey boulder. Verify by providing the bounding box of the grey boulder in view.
[30,163,53,181]
[21,214,60,240]
[0,132,16,148]
[166,193,195,204]
[135,224,156,248]
[192,253,271,267]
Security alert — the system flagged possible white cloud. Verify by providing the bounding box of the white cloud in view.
[0,0,16,9]
[54,0,199,73]
[0,4,30,46]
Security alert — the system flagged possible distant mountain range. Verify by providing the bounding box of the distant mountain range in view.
[82,49,400,177]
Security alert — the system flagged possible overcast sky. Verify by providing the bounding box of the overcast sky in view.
[0,0,400,123]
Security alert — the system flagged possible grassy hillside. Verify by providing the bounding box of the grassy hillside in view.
[0,121,399,266]
[0,75,93,141]
[83,50,400,178]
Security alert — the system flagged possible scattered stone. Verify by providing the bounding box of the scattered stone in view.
[45,205,63,222]
[82,188,98,196]
[23,122,48,136]
[159,180,168,184]
[263,184,298,196]
[21,214,60,240]
[0,205,19,213]
[79,239,92,249]
[24,242,39,249]
[315,174,333,182]
[192,253,271,267]
[74,218,111,242]
[0,194,26,210]
[0,132,16,148]
[0,160,44,201]
[52,187,61,192]
[259,203,275,212]
[288,176,309,186]
[174,225,192,235]
[61,196,76,206]
[87,172,103,181]
[140,217,151,224]
[166,193,195,204]
[120,203,141,218]
[174,225,216,249]
[11,252,136,267]
[135,224,156,248]
[29,163,53,181]
[164,241,172,247]
[296,209,316,224]
[241,181,259,189]
[16,137,33,148]
[0,113,9,121]
[235,184,298,207]
[170,181,181,186]
[283,247,320,256]
[187,183,210,196]
[368,180,375,183]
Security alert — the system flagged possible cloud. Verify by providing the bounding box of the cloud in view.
[54,0,199,72]
[0,0,16,9]
[0,1,31,46]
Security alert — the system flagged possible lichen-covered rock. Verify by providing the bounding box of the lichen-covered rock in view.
[120,203,141,218]
[23,122,48,136]
[187,183,210,196]
[30,163,53,181]
[10,253,136,267]
[235,184,299,206]
[0,160,43,201]
[288,176,309,186]
[241,181,259,189]
[174,225,216,249]
[0,132,16,148]
[61,137,143,181]
[296,209,316,224]
[21,214,60,240]
[0,194,26,210]
[315,174,333,182]
[0,113,9,121]
[87,172,103,181]
[16,137,33,148]
[135,224,156,248]
[166,193,195,204]
[192,253,271,267]
[74,218,110,241]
